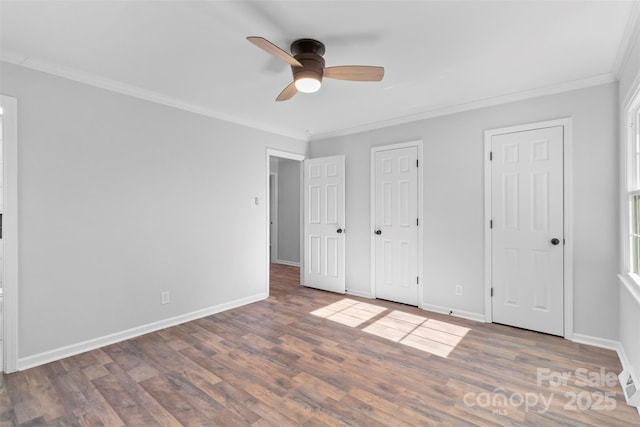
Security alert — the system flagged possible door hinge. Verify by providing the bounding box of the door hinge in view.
[417,276,419,285]
[489,151,493,161]
[490,219,493,229]
[417,218,419,226]
[416,159,419,167]
[491,287,494,297]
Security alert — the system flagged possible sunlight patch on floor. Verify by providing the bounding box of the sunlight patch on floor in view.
[310,298,387,327]
[311,299,471,358]
[364,311,470,358]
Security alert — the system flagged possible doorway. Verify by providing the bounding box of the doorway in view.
[370,141,423,306]
[484,119,573,338]
[266,149,305,292]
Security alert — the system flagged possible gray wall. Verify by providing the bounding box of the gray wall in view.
[276,159,300,264]
[1,62,307,360]
[310,82,619,342]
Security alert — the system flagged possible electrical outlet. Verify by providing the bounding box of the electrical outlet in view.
[161,291,170,305]
[455,285,463,296]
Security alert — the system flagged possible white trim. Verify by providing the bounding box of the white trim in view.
[572,334,621,352]
[311,74,615,142]
[483,137,493,323]
[564,120,575,340]
[18,292,267,371]
[621,112,631,276]
[0,95,18,374]
[266,149,306,162]
[274,260,300,268]
[269,173,279,264]
[570,331,640,414]
[618,341,633,380]
[484,118,574,339]
[1,54,307,142]
[622,83,640,277]
[420,303,486,323]
[615,343,640,415]
[266,148,307,292]
[299,160,304,285]
[370,140,424,307]
[346,289,373,299]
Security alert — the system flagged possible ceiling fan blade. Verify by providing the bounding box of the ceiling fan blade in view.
[247,36,302,67]
[324,66,384,81]
[276,82,298,101]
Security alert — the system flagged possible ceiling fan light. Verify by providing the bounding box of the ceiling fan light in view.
[295,76,321,93]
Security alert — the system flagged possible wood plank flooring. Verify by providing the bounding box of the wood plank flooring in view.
[1,263,639,426]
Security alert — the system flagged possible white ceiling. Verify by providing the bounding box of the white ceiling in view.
[1,0,638,141]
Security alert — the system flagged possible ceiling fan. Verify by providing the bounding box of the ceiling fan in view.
[247,36,384,101]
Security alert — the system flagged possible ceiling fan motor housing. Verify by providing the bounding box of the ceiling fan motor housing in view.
[292,54,325,82]
[291,39,326,82]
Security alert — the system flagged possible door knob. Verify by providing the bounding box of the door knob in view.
[375,230,382,235]
[337,228,343,234]
[551,238,560,245]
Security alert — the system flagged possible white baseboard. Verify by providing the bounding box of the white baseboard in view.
[420,303,485,323]
[617,343,632,375]
[572,333,621,352]
[617,344,640,415]
[18,292,268,371]
[346,289,373,299]
[274,260,300,267]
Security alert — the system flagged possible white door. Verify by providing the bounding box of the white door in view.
[491,126,564,336]
[303,155,345,293]
[373,146,419,306]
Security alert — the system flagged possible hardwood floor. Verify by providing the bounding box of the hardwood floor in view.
[1,263,638,426]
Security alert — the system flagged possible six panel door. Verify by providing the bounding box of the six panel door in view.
[373,147,419,306]
[303,155,346,294]
[491,126,564,336]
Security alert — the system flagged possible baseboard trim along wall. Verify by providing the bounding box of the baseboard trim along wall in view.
[573,334,640,414]
[420,303,486,323]
[572,333,621,351]
[18,292,268,371]
[617,342,633,378]
[345,289,373,299]
[275,260,300,267]
[616,344,640,414]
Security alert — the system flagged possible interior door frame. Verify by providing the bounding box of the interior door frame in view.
[265,149,306,293]
[370,140,424,306]
[269,173,278,263]
[484,118,573,339]
[1,95,19,373]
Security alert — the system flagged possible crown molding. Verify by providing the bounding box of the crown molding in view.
[0,49,619,144]
[0,51,307,142]
[311,74,617,141]
[613,0,640,78]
